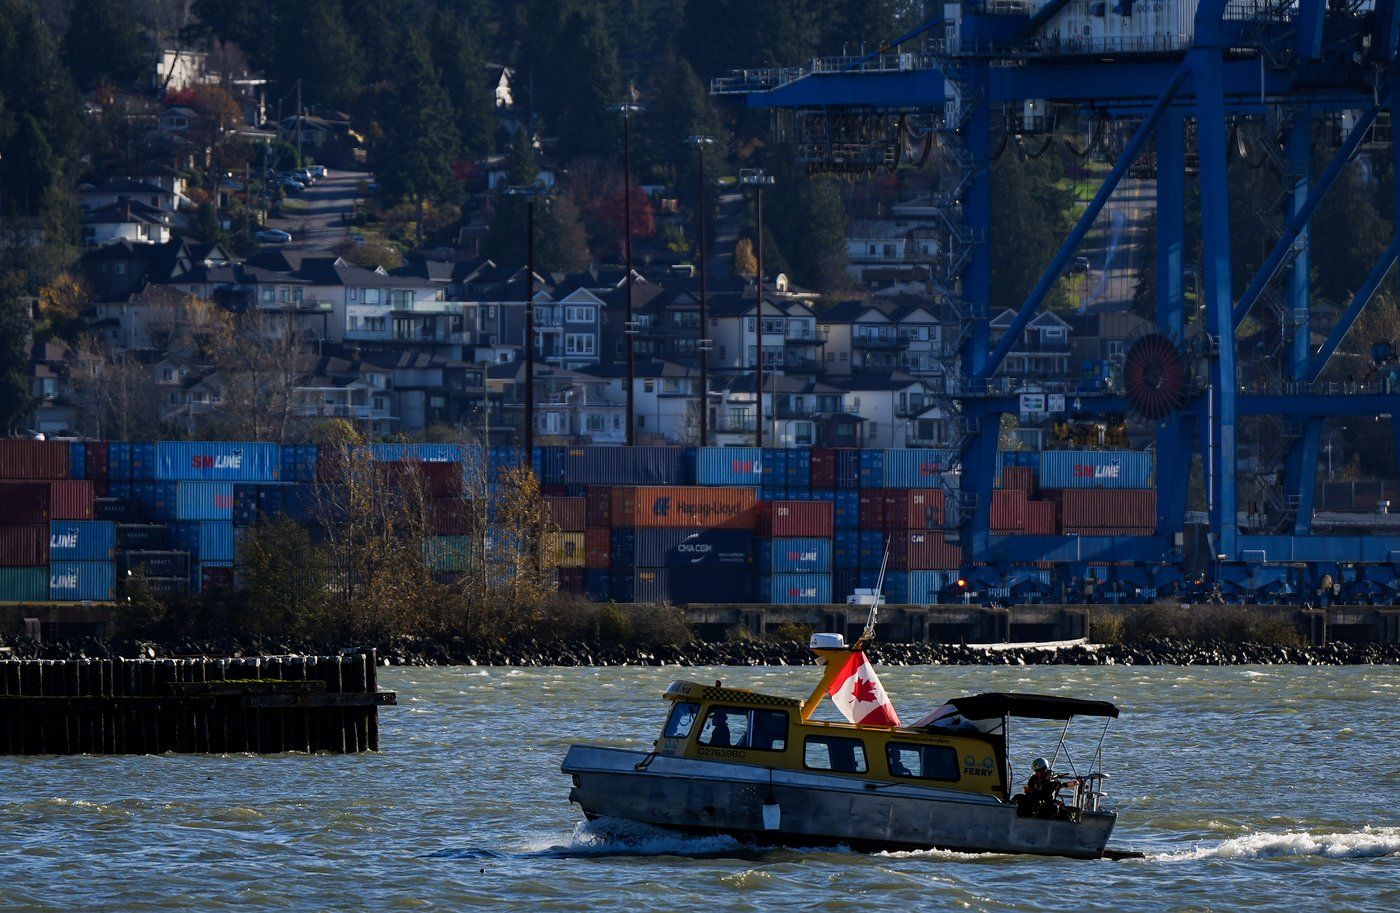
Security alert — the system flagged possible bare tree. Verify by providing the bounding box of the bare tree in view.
[209,308,312,442]
[69,335,161,440]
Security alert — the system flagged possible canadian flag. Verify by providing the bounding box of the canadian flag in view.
[826,650,900,726]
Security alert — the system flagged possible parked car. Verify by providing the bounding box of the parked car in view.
[255,228,293,244]
[272,177,304,193]
[307,165,328,179]
[291,169,316,185]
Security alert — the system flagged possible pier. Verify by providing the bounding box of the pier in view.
[0,652,395,754]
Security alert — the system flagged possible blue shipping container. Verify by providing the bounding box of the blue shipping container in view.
[48,561,116,601]
[883,571,909,604]
[280,444,318,482]
[908,570,952,603]
[628,567,753,604]
[697,447,764,486]
[882,449,956,488]
[835,450,862,488]
[561,446,693,485]
[621,527,755,569]
[858,450,885,488]
[768,573,832,604]
[769,537,832,573]
[584,568,610,601]
[156,442,281,482]
[834,530,860,569]
[48,521,116,561]
[833,491,860,528]
[367,443,463,463]
[69,442,87,480]
[175,482,235,520]
[168,521,234,560]
[1039,450,1152,490]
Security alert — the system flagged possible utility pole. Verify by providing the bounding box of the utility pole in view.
[741,168,775,447]
[611,101,642,444]
[506,185,547,454]
[687,135,716,447]
[294,79,303,169]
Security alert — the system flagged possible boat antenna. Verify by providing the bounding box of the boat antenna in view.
[859,536,891,646]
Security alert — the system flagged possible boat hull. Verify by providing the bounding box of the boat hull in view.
[563,745,1116,859]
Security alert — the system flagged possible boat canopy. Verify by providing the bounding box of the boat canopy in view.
[941,692,1120,721]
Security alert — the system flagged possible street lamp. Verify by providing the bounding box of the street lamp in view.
[685,134,716,446]
[503,184,550,454]
[740,168,775,447]
[610,101,643,445]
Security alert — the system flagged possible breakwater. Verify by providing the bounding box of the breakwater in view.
[3,636,1397,668]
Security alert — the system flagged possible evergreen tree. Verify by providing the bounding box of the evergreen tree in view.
[483,192,591,272]
[763,156,847,292]
[374,33,458,209]
[63,0,150,91]
[540,6,622,160]
[272,0,364,112]
[0,273,35,434]
[430,9,496,155]
[989,150,1078,312]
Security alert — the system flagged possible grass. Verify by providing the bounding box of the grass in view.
[279,197,310,215]
[1090,604,1306,647]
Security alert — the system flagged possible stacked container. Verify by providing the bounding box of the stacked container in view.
[1059,489,1157,535]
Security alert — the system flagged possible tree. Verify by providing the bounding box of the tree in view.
[374,31,459,239]
[990,150,1078,312]
[63,0,150,91]
[36,271,88,343]
[69,336,161,440]
[0,273,33,433]
[270,0,363,112]
[483,191,591,272]
[764,158,849,292]
[539,6,621,160]
[207,309,312,443]
[239,516,334,640]
[733,238,757,276]
[429,9,496,156]
[568,159,657,259]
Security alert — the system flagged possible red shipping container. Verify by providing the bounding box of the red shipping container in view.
[1023,500,1057,535]
[882,491,910,531]
[906,531,962,570]
[431,498,476,535]
[904,489,947,528]
[1062,526,1155,536]
[771,500,833,537]
[0,482,50,524]
[540,483,568,497]
[754,500,773,538]
[200,565,235,593]
[0,524,48,566]
[611,486,757,529]
[418,461,464,498]
[585,526,611,568]
[585,486,612,528]
[990,489,1027,532]
[1000,465,1035,496]
[1060,489,1157,530]
[0,440,69,479]
[86,443,110,480]
[859,490,886,530]
[886,533,909,570]
[810,449,837,489]
[545,496,587,532]
[49,481,95,520]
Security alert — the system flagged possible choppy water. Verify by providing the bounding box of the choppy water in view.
[3,665,1398,912]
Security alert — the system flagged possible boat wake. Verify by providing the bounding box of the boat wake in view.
[431,818,768,862]
[1153,826,1400,862]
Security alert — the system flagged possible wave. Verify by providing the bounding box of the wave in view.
[428,818,763,861]
[1156,826,1400,861]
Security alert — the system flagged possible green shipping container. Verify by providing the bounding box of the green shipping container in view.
[425,536,477,572]
[0,567,48,601]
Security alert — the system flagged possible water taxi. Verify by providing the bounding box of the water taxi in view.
[561,633,1123,859]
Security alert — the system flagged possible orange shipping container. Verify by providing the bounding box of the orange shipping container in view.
[1023,499,1057,535]
[999,465,1035,496]
[771,500,833,537]
[545,496,588,532]
[989,489,1027,531]
[1059,489,1157,530]
[904,489,947,529]
[0,440,69,479]
[610,486,757,529]
[585,526,611,568]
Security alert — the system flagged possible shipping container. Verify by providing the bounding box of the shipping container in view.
[883,570,909,604]
[144,577,189,596]
[770,500,833,538]
[785,449,811,489]
[882,449,956,488]
[69,441,88,480]
[768,573,832,604]
[0,567,47,600]
[175,482,235,520]
[48,521,116,561]
[535,446,566,484]
[611,486,756,529]
[858,490,886,530]
[585,527,611,568]
[833,490,860,529]
[544,496,588,532]
[561,446,692,485]
[616,527,755,569]
[0,482,50,523]
[367,443,463,463]
[1023,500,1057,535]
[85,442,110,480]
[431,498,477,535]
[834,529,860,569]
[697,447,764,485]
[194,562,235,594]
[116,523,168,550]
[1059,489,1158,530]
[1039,450,1153,489]
[0,439,69,479]
[990,489,1028,532]
[810,449,837,489]
[904,489,947,529]
[906,531,963,570]
[0,524,48,566]
[48,480,95,520]
[426,536,475,572]
[121,550,191,578]
[585,486,612,527]
[551,531,586,567]
[835,449,863,488]
[857,529,886,568]
[419,461,465,498]
[584,567,610,601]
[49,561,116,601]
[95,497,140,523]
[623,567,753,604]
[1000,465,1036,496]
[908,569,952,603]
[1061,526,1155,537]
[193,521,235,561]
[557,566,586,595]
[280,444,319,482]
[761,448,787,490]
[858,449,885,488]
[769,537,832,573]
[155,442,282,482]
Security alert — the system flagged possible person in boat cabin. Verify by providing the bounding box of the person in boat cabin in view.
[708,711,733,747]
[1022,757,1060,817]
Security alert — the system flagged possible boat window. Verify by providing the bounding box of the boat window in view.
[803,735,868,773]
[886,743,960,782]
[697,706,789,751]
[663,701,700,739]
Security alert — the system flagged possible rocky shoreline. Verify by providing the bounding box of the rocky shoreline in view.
[3,636,1398,667]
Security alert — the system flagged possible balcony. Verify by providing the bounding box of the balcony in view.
[852,333,909,350]
[716,413,756,433]
[783,356,823,375]
[895,399,934,418]
[785,325,828,344]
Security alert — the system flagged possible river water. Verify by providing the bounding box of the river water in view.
[2,664,1398,912]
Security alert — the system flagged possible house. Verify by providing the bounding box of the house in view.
[711,374,866,448]
[485,63,514,109]
[159,106,198,134]
[478,152,560,191]
[487,361,611,442]
[824,372,932,448]
[28,342,76,436]
[989,308,1074,381]
[294,352,396,436]
[363,349,483,433]
[154,49,211,91]
[575,360,702,444]
[81,201,173,247]
[845,219,939,286]
[79,178,181,217]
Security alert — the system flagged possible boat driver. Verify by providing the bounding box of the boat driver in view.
[1021,757,1060,818]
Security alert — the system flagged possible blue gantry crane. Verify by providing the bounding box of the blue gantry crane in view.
[713,0,1400,602]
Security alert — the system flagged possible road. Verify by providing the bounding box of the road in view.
[267,170,364,255]
[1078,177,1154,314]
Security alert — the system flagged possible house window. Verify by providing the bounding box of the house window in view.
[364,289,381,305]
[168,393,179,404]
[637,414,646,428]
[643,379,655,393]
[349,288,358,301]
[162,368,174,381]
[564,333,595,355]
[794,423,813,445]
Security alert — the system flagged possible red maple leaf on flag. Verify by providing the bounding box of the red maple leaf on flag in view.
[852,676,879,704]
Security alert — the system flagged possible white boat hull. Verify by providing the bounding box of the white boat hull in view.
[562,745,1116,859]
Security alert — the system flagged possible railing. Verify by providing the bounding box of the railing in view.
[853,334,910,350]
[785,325,828,343]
